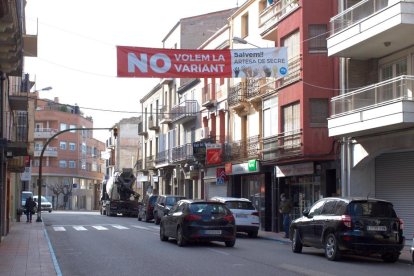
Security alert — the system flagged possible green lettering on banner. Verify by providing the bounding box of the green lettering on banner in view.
[248,160,257,171]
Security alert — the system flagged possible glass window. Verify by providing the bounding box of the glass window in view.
[308,200,325,217]
[60,123,67,131]
[60,141,67,150]
[69,161,76,168]
[59,160,67,168]
[310,98,328,127]
[282,102,300,147]
[283,30,300,60]
[241,12,249,37]
[69,143,76,151]
[335,201,347,215]
[263,96,278,138]
[321,200,337,215]
[69,124,76,133]
[308,24,327,53]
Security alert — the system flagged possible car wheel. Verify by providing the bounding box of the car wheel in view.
[160,224,168,242]
[381,252,399,263]
[292,229,303,253]
[225,240,236,247]
[325,233,341,261]
[48,210,52,213]
[248,231,258,238]
[176,226,186,247]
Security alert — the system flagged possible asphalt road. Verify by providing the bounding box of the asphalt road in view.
[43,211,414,276]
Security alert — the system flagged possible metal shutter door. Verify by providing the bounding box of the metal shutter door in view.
[376,152,414,238]
[207,183,227,199]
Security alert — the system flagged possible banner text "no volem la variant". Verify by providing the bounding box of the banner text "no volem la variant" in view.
[117,46,288,79]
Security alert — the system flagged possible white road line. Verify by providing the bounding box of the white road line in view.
[73,226,87,231]
[112,225,129,230]
[53,226,66,231]
[278,264,335,276]
[208,248,230,256]
[92,226,108,230]
[131,225,151,230]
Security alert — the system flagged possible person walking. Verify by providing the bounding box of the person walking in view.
[24,196,36,223]
[278,193,292,238]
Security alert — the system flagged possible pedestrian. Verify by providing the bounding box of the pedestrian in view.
[24,196,36,223]
[278,193,292,238]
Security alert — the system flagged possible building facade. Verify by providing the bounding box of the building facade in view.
[327,0,414,238]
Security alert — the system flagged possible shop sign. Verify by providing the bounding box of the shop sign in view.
[152,176,159,182]
[137,175,149,182]
[276,162,314,177]
[248,160,257,171]
[216,168,227,185]
[206,143,222,165]
[231,161,260,175]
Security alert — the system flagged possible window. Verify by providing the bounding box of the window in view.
[283,30,300,60]
[69,160,76,168]
[59,160,67,168]
[241,12,249,38]
[321,200,337,215]
[81,143,87,154]
[380,58,407,102]
[92,162,98,172]
[60,123,67,131]
[69,143,76,151]
[69,124,76,133]
[308,24,327,53]
[308,200,325,217]
[283,102,300,147]
[60,141,67,150]
[310,98,328,127]
[263,96,278,138]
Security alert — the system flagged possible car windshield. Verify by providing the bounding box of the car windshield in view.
[349,201,397,218]
[189,203,230,215]
[225,201,255,210]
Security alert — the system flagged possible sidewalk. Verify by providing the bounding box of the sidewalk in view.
[0,219,57,276]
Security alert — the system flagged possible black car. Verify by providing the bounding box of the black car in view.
[160,199,236,247]
[138,194,158,222]
[153,195,186,225]
[290,197,405,262]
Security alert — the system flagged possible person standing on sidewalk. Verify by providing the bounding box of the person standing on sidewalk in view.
[278,193,292,238]
[24,196,36,223]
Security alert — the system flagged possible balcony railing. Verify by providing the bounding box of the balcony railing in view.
[330,0,389,35]
[331,75,414,117]
[8,111,28,142]
[34,128,58,139]
[261,130,303,161]
[170,100,198,123]
[226,135,260,161]
[148,114,159,131]
[171,143,193,163]
[135,159,144,171]
[145,155,155,170]
[202,83,216,107]
[155,149,171,165]
[34,147,58,157]
[159,105,172,124]
[138,120,147,136]
[259,0,300,34]
[228,82,247,107]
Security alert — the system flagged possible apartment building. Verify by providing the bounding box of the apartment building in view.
[227,0,338,232]
[31,96,105,210]
[327,0,414,237]
[137,9,236,199]
[0,0,38,238]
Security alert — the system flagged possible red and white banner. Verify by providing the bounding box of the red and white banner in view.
[117,46,288,79]
[206,143,222,165]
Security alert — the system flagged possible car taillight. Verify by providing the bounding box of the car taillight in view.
[224,214,235,223]
[399,218,404,230]
[251,212,259,217]
[341,215,352,228]
[184,214,202,221]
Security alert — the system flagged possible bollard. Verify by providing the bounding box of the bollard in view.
[16,208,22,222]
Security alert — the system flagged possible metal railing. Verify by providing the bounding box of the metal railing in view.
[145,155,155,170]
[171,143,193,163]
[225,135,260,161]
[170,100,198,122]
[261,130,303,161]
[330,0,389,35]
[155,149,170,165]
[228,82,247,107]
[331,75,414,116]
[259,0,300,29]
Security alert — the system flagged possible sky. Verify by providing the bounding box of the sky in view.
[24,0,246,142]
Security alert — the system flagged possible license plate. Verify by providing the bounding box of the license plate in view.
[204,230,222,235]
[236,214,247,218]
[367,226,387,231]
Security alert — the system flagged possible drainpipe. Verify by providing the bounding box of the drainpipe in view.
[346,138,352,197]
[339,0,347,196]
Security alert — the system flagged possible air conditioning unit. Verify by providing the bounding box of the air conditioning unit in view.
[200,127,210,139]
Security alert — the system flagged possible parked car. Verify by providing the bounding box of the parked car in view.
[159,199,236,247]
[153,195,186,225]
[138,194,158,222]
[210,196,260,238]
[290,197,405,262]
[32,196,53,213]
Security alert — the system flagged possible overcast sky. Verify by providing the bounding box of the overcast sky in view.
[24,0,246,142]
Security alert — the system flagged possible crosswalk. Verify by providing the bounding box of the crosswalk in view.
[51,224,160,232]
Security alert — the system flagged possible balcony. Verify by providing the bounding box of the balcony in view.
[261,130,303,162]
[328,0,414,59]
[148,115,160,131]
[7,156,25,173]
[259,0,300,40]
[202,84,217,108]
[226,135,260,161]
[34,128,58,139]
[328,75,414,137]
[145,155,155,170]
[9,88,28,111]
[228,82,249,115]
[159,105,172,124]
[171,143,193,163]
[135,159,145,172]
[170,100,198,124]
[6,111,28,157]
[246,78,276,110]
[155,149,174,167]
[138,120,147,136]
[34,147,58,157]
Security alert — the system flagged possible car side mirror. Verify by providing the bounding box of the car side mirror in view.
[160,202,165,207]
[302,209,310,217]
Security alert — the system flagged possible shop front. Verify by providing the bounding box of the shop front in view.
[203,166,228,199]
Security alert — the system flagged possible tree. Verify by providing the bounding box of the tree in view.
[62,184,73,210]
[47,182,65,209]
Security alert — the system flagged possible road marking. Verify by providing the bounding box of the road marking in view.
[112,225,129,230]
[208,248,230,256]
[73,226,87,231]
[92,226,108,230]
[278,264,334,276]
[131,225,150,230]
[53,226,66,231]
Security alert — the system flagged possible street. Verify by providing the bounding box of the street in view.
[42,211,414,276]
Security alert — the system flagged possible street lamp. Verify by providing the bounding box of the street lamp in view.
[232,36,261,48]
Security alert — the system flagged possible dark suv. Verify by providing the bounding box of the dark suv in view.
[153,195,186,225]
[138,194,158,222]
[290,197,405,262]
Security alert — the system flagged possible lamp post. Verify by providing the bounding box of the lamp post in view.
[232,36,261,48]
[36,127,113,222]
